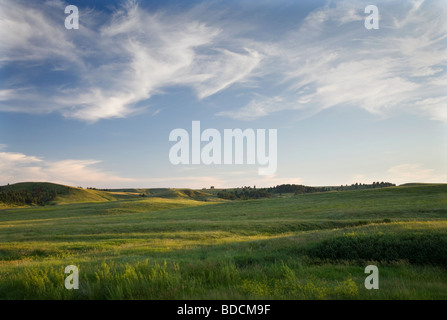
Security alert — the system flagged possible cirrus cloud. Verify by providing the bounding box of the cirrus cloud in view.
[0,0,445,125]
[0,0,262,122]
[220,0,447,124]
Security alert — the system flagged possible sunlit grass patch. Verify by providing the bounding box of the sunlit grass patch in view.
[0,184,447,299]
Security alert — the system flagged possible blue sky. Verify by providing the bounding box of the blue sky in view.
[0,0,446,188]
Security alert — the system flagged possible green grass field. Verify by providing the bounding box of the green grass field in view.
[0,183,446,299]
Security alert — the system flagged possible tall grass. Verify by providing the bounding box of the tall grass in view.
[307,229,447,266]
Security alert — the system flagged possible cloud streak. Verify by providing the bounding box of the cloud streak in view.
[0,0,262,122]
[0,0,445,124]
[220,0,447,124]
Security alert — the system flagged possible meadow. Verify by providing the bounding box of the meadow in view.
[0,183,446,299]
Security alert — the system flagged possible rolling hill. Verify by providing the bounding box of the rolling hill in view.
[0,183,446,299]
[0,182,446,299]
[0,182,216,207]
[0,182,117,207]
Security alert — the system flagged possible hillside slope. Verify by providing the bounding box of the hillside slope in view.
[0,183,218,207]
[109,188,216,201]
[0,182,120,207]
[0,183,446,299]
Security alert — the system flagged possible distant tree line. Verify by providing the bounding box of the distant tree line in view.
[217,186,272,200]
[333,182,396,191]
[266,184,330,194]
[217,182,396,200]
[267,182,395,194]
[86,187,113,191]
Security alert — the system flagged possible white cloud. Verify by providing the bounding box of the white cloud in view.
[0,0,262,122]
[187,48,262,99]
[0,0,78,64]
[0,151,43,165]
[220,0,447,124]
[1,0,446,124]
[0,150,133,187]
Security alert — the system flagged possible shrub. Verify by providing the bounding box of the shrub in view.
[306,231,447,266]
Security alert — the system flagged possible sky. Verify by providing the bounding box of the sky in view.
[0,0,446,188]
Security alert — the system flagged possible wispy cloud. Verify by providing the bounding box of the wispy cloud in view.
[0,0,262,122]
[0,0,80,64]
[220,0,447,124]
[0,0,445,124]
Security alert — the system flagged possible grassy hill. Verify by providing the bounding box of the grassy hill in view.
[0,182,120,207]
[0,183,217,207]
[0,183,446,299]
[146,188,216,201]
[109,188,217,201]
